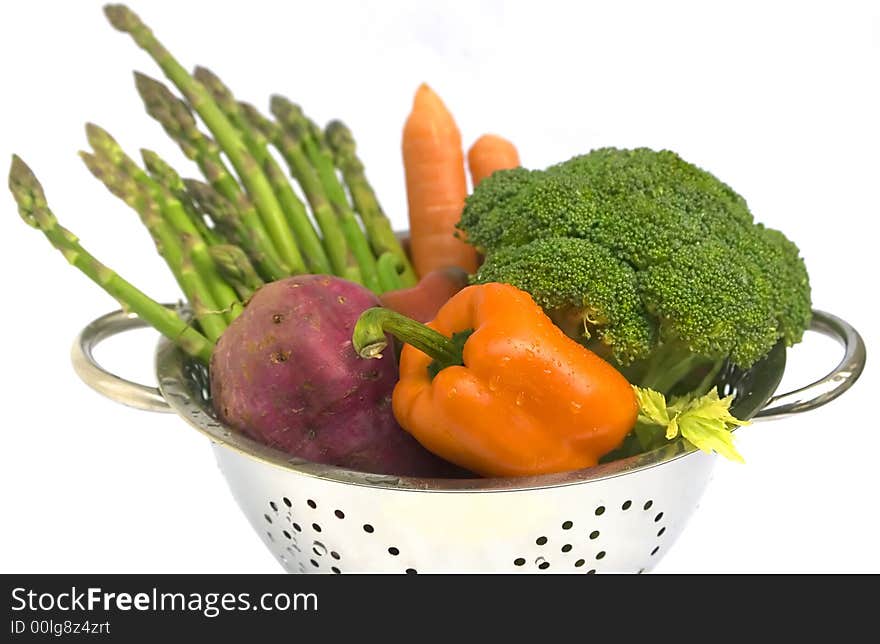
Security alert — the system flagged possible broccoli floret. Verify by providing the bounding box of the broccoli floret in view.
[475,237,657,364]
[462,147,811,394]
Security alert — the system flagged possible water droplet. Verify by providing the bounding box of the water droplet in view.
[515,391,526,406]
[500,356,511,365]
[447,387,458,399]
[488,375,501,392]
[570,401,582,414]
[543,368,552,375]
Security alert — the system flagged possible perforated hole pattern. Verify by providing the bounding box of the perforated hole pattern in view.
[261,496,418,574]
[261,494,669,574]
[507,498,666,573]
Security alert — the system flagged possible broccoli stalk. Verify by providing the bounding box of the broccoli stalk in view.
[625,340,721,396]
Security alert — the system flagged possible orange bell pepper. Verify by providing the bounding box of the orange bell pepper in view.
[353,282,638,478]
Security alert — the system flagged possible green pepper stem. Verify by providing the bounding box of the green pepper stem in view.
[353,307,461,364]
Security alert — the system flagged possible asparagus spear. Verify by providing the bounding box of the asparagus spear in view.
[185,178,289,283]
[271,97,350,209]
[135,73,237,198]
[325,119,417,287]
[243,104,358,283]
[9,156,213,363]
[209,244,265,301]
[104,4,306,275]
[140,147,224,246]
[85,124,242,324]
[80,149,227,341]
[133,72,288,276]
[270,96,381,292]
[192,67,331,275]
[376,251,404,292]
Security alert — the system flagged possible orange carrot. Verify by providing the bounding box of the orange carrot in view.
[402,84,478,277]
[379,266,470,323]
[467,134,521,187]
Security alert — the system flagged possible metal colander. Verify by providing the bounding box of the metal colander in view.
[71,309,865,573]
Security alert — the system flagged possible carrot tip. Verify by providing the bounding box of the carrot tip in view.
[467,133,521,188]
[412,82,447,113]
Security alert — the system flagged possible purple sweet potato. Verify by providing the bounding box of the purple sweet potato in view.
[210,274,459,477]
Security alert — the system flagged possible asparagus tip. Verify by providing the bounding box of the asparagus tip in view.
[103,4,139,32]
[269,94,300,120]
[184,179,238,229]
[269,95,311,143]
[192,65,213,82]
[182,177,202,194]
[238,100,257,116]
[9,154,29,189]
[78,149,100,174]
[134,72,197,135]
[324,119,346,136]
[133,71,177,110]
[183,178,218,209]
[139,148,158,165]
[239,101,277,139]
[133,70,163,98]
[193,66,234,105]
[84,122,115,151]
[79,150,132,203]
[8,155,40,226]
[324,119,355,154]
[268,94,284,111]
[8,155,56,231]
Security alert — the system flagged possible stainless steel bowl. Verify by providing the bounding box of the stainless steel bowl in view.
[71,308,865,573]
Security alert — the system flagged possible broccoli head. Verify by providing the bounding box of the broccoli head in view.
[460,148,811,394]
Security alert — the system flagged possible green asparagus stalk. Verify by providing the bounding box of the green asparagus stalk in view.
[325,119,417,287]
[271,97,349,210]
[185,178,289,283]
[140,148,224,246]
[270,96,381,292]
[139,147,186,193]
[104,5,306,275]
[174,226,243,323]
[244,105,359,283]
[376,251,404,292]
[85,125,242,324]
[209,244,265,301]
[135,73,238,199]
[133,72,289,276]
[192,67,331,275]
[201,155,292,281]
[9,156,213,363]
[277,128,364,285]
[189,67,251,139]
[80,149,228,341]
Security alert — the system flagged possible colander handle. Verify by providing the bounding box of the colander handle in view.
[755,310,866,420]
[71,308,173,413]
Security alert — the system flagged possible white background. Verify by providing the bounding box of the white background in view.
[1,0,877,573]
